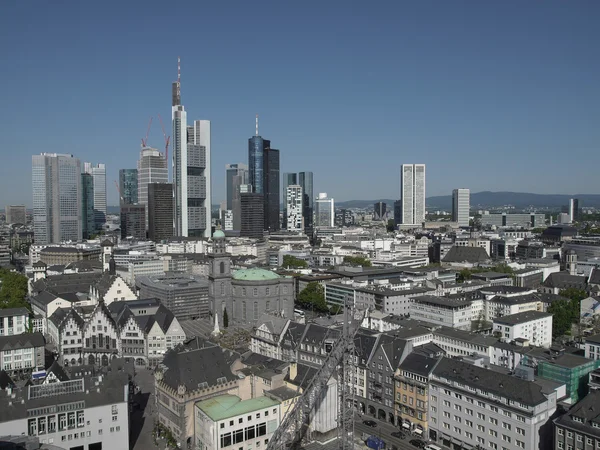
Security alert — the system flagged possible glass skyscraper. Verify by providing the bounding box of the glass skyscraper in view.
[119,169,138,205]
[138,147,168,227]
[82,173,95,239]
[248,135,269,195]
[299,171,314,230]
[226,163,248,210]
[32,153,82,244]
[83,162,106,231]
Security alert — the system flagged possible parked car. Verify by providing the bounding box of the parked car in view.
[409,439,426,449]
[391,431,406,440]
[363,420,378,428]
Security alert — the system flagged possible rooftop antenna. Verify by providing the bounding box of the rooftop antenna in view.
[177,57,181,102]
[255,113,259,136]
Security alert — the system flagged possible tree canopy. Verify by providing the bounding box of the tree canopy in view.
[343,255,372,267]
[296,282,329,312]
[457,264,514,283]
[282,255,308,269]
[0,269,30,310]
[546,288,587,338]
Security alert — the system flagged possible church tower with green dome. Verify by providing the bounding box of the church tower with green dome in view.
[208,230,232,323]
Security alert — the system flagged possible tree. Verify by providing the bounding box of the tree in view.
[296,282,329,312]
[386,219,395,233]
[343,256,372,267]
[282,255,308,269]
[0,269,29,310]
[548,299,579,338]
[223,308,229,328]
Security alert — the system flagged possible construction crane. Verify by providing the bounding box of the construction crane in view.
[267,299,365,450]
[157,113,170,167]
[114,180,123,204]
[141,117,153,148]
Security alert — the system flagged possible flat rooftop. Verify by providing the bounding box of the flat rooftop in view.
[196,394,279,422]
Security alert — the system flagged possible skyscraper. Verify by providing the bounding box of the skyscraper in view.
[172,59,211,238]
[569,198,580,223]
[248,115,268,195]
[452,188,470,227]
[32,153,82,244]
[286,185,303,231]
[298,171,314,231]
[120,204,146,240]
[119,169,138,205]
[81,173,95,239]
[226,163,248,210]
[282,173,297,228]
[83,162,106,231]
[373,202,387,220]
[400,164,426,225]
[148,183,174,242]
[314,193,334,227]
[138,147,168,226]
[240,193,264,239]
[4,205,26,224]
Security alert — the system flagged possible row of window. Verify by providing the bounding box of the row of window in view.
[438,422,525,449]
[220,423,268,447]
[557,428,600,448]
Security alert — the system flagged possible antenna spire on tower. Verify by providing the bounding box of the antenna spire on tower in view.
[256,114,259,136]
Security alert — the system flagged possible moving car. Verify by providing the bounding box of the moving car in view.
[363,420,378,427]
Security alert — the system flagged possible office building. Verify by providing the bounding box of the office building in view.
[286,185,303,231]
[373,201,387,220]
[148,183,174,242]
[298,171,313,231]
[570,198,580,222]
[226,163,248,210]
[138,146,168,227]
[314,193,334,227]
[84,162,106,230]
[452,188,470,227]
[554,390,600,450]
[120,204,146,240]
[248,115,268,197]
[172,62,211,238]
[32,153,82,244]
[282,173,297,228]
[119,168,138,205]
[480,213,545,228]
[400,164,426,225]
[5,205,26,224]
[241,193,264,239]
[393,200,402,227]
[0,308,30,336]
[81,173,95,239]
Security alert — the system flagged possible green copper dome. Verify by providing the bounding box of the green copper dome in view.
[232,268,280,281]
[213,230,226,239]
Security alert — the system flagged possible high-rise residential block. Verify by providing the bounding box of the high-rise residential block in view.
[569,198,580,222]
[119,169,138,205]
[240,193,264,239]
[299,171,314,231]
[81,173,95,239]
[452,188,470,227]
[172,61,211,238]
[286,185,303,231]
[120,204,146,240]
[226,163,248,210]
[138,147,168,226]
[400,164,426,225]
[148,183,174,242]
[83,162,106,230]
[32,153,82,244]
[314,193,334,227]
[5,205,26,224]
[373,202,387,220]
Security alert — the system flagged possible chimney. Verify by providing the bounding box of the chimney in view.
[289,362,297,381]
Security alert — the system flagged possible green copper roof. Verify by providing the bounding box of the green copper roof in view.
[232,268,280,281]
[195,394,279,421]
[213,230,226,239]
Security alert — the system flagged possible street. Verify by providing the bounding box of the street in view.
[353,416,429,450]
[130,368,160,450]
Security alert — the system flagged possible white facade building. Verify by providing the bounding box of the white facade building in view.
[409,295,473,330]
[400,163,426,225]
[286,185,304,231]
[493,311,553,348]
[452,188,470,227]
[314,193,334,227]
[137,147,168,226]
[0,308,29,336]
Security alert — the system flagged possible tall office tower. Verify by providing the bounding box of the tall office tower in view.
[286,185,303,231]
[226,163,248,210]
[314,193,335,227]
[138,147,168,226]
[393,200,402,228]
[373,202,387,220]
[452,188,471,227]
[119,169,138,205]
[240,193,264,238]
[264,147,280,232]
[298,171,314,231]
[233,183,251,231]
[148,183,174,242]
[400,164,426,225]
[83,163,106,230]
[282,173,298,228]
[569,198,580,222]
[120,204,146,240]
[248,115,269,196]
[32,153,82,244]
[81,173,95,239]
[5,205,26,224]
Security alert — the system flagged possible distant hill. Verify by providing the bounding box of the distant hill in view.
[336,192,600,211]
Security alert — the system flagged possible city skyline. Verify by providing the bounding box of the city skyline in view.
[2,2,600,207]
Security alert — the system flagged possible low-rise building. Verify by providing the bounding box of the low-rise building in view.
[194,395,280,450]
[409,295,473,330]
[493,311,553,348]
[0,332,45,374]
[585,335,600,361]
[0,307,29,336]
[553,390,600,450]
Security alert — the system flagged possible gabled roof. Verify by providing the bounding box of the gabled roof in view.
[0,307,29,318]
[152,304,176,333]
[257,314,288,336]
[0,332,45,352]
[31,272,102,297]
[553,390,600,438]
[442,246,489,263]
[543,272,588,289]
[281,322,307,350]
[49,307,84,331]
[46,360,70,382]
[0,370,15,389]
[398,353,440,377]
[84,301,117,332]
[590,267,600,286]
[93,272,119,300]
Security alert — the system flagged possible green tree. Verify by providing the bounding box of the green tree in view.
[282,255,308,269]
[296,282,329,312]
[386,219,395,233]
[0,269,29,310]
[548,299,579,338]
[223,308,229,328]
[559,288,588,303]
[343,256,372,267]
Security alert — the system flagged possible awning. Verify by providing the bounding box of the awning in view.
[402,423,410,429]
[413,429,423,435]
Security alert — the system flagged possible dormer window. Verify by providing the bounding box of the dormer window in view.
[573,416,584,423]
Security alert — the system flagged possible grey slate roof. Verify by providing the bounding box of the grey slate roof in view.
[0,332,45,352]
[398,353,440,377]
[493,310,552,325]
[31,272,102,297]
[281,322,307,351]
[590,267,600,286]
[0,371,15,389]
[432,357,549,407]
[433,327,498,346]
[543,272,588,290]
[0,307,29,318]
[411,295,472,308]
[46,360,70,382]
[265,385,299,402]
[257,314,288,336]
[553,390,600,439]
[442,246,489,263]
[48,307,85,331]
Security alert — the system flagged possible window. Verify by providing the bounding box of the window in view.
[557,444,564,450]
[577,436,583,443]
[490,418,498,425]
[516,427,525,435]
[557,429,564,436]
[489,430,497,437]
[502,435,511,443]
[502,423,511,431]
[478,413,486,420]
[478,425,485,432]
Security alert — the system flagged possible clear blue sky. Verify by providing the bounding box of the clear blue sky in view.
[1,1,599,207]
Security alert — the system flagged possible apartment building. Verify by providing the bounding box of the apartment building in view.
[409,295,473,330]
[0,332,45,374]
[585,335,600,361]
[493,311,553,348]
[0,308,29,336]
[553,390,600,450]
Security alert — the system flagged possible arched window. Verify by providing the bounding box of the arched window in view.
[253,288,258,296]
[242,302,247,320]
[220,282,225,296]
[220,262,225,274]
